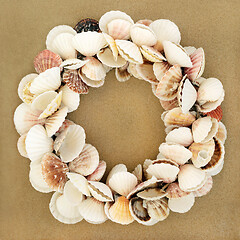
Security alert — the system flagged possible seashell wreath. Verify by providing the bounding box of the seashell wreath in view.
[14,11,227,225]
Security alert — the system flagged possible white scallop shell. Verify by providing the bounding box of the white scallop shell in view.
[137,188,167,200]
[87,160,107,182]
[153,61,170,81]
[106,164,127,185]
[88,181,113,202]
[63,180,83,206]
[135,63,158,84]
[140,45,166,62]
[79,71,105,88]
[60,58,88,70]
[115,63,131,82]
[193,176,213,197]
[17,133,28,158]
[127,63,143,79]
[184,46,196,55]
[215,121,227,144]
[31,91,57,111]
[209,160,224,176]
[102,33,118,60]
[132,164,143,183]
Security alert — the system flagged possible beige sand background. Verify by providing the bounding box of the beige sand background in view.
[0,0,239,239]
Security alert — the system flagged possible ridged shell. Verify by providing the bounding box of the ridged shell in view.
[132,164,143,183]
[60,58,89,70]
[205,106,223,122]
[74,18,100,33]
[63,180,83,205]
[87,160,107,182]
[127,63,143,79]
[136,63,158,84]
[79,70,105,88]
[17,133,28,158]
[193,176,213,197]
[215,121,227,144]
[166,182,190,199]
[137,188,167,200]
[159,98,179,111]
[31,91,57,111]
[153,61,170,81]
[136,19,152,26]
[55,119,75,136]
[102,33,118,60]
[106,164,127,185]
[184,46,196,55]
[140,45,166,62]
[88,181,113,202]
[115,63,131,82]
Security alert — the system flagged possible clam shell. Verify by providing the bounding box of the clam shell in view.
[135,63,159,84]
[115,63,131,82]
[34,49,62,73]
[130,24,157,46]
[49,192,83,224]
[140,45,166,62]
[149,19,181,51]
[155,64,182,100]
[29,160,52,193]
[146,198,169,221]
[132,164,143,183]
[215,121,227,144]
[25,125,53,162]
[163,41,192,67]
[166,182,190,199]
[60,85,80,112]
[69,144,99,176]
[14,103,45,135]
[137,188,167,200]
[115,40,143,64]
[78,198,108,224]
[107,19,132,40]
[67,172,90,196]
[209,160,224,176]
[60,58,88,70]
[178,164,207,192]
[72,32,107,56]
[109,172,138,196]
[79,70,105,88]
[56,124,86,163]
[193,176,213,197]
[17,133,28,158]
[184,48,205,81]
[106,164,127,185]
[29,67,61,95]
[189,139,215,168]
[159,98,179,111]
[153,61,170,81]
[159,142,192,165]
[74,18,100,33]
[87,160,107,182]
[42,153,69,192]
[63,180,83,205]
[168,192,195,213]
[88,181,113,202]
[205,106,223,122]
[45,107,68,137]
[165,127,193,147]
[102,33,118,60]
[163,107,196,127]
[127,63,143,79]
[31,91,57,111]
[136,19,153,26]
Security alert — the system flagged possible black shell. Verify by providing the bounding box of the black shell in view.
[74,18,100,33]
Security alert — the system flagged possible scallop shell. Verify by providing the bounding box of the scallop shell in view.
[149,19,181,51]
[215,121,227,144]
[87,160,107,182]
[81,57,106,81]
[60,58,89,70]
[159,98,179,111]
[78,198,108,224]
[184,48,205,81]
[17,133,28,158]
[34,49,62,73]
[63,180,83,205]
[163,107,196,127]
[189,139,215,168]
[63,69,89,94]
[31,91,57,111]
[18,73,38,104]
[109,172,138,196]
[193,176,213,197]
[166,182,190,199]
[140,45,166,63]
[106,196,134,225]
[29,161,52,194]
[88,181,113,202]
[115,40,143,64]
[159,142,192,165]
[49,192,83,224]
[69,144,99,176]
[205,106,223,122]
[127,63,143,79]
[102,33,118,60]
[136,19,153,26]
[45,107,68,137]
[106,164,127,185]
[14,103,45,135]
[25,125,53,162]
[67,172,90,196]
[184,46,197,55]
[42,153,69,192]
[153,61,170,81]
[164,125,180,134]
[137,188,167,200]
[209,160,224,176]
[74,18,100,33]
[55,119,75,136]
[192,116,218,143]
[79,70,105,88]
[132,164,143,183]
[155,64,182,100]
[165,127,193,147]
[146,159,179,183]
[146,198,169,221]
[72,32,107,56]
[178,164,207,192]
[135,63,159,84]
[130,24,157,46]
[60,85,80,112]
[143,159,154,180]
[163,41,192,67]
[168,192,195,213]
[56,124,86,163]
[115,63,131,82]
[29,67,61,95]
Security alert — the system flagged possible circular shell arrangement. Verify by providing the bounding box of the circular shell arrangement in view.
[14,10,227,225]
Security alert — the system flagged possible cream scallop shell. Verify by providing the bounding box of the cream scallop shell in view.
[184,46,197,55]
[127,63,143,79]
[132,164,143,183]
[63,180,83,206]
[193,176,213,197]
[17,133,28,158]
[49,192,83,224]
[102,33,118,60]
[153,61,170,81]
[166,182,190,199]
[106,164,127,185]
[60,58,89,70]
[115,63,131,82]
[135,63,159,85]
[25,125,53,162]
[140,45,166,62]
[87,160,107,182]
[88,181,113,202]
[79,70,105,88]
[215,121,227,144]
[137,188,167,201]
[31,91,57,111]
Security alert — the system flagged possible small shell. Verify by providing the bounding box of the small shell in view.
[69,144,99,176]
[107,19,132,40]
[149,19,181,51]
[115,40,143,64]
[136,19,153,26]
[164,125,179,134]
[106,164,127,185]
[132,164,143,183]
[178,164,207,192]
[192,116,218,143]
[60,58,89,70]
[87,160,107,182]
[159,98,179,111]
[127,63,143,79]
[155,64,182,100]
[109,172,138,196]
[137,188,167,200]
[153,61,170,81]
[189,139,215,168]
[135,63,159,84]
[166,182,190,199]
[130,24,157,46]
[74,18,100,33]
[146,159,179,183]
[215,121,227,144]
[165,127,193,147]
[78,198,108,224]
[143,159,154,180]
[205,106,223,122]
[17,133,28,158]
[115,63,131,82]
[45,107,68,137]
[102,33,118,60]
[79,70,105,88]
[184,46,197,55]
[49,192,83,224]
[60,85,80,113]
[163,107,196,127]
[25,125,53,162]
[184,48,205,81]
[72,32,107,56]
[56,124,86,163]
[42,153,69,192]
[168,192,195,213]
[159,142,192,165]
[82,57,106,81]
[88,181,113,202]
[140,45,166,63]
[63,69,89,94]
[29,67,61,95]
[55,119,75,136]
[63,180,83,205]
[34,49,62,73]
[209,160,224,176]
[193,176,213,197]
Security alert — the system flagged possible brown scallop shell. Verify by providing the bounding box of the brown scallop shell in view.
[205,106,223,122]
[74,18,100,33]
